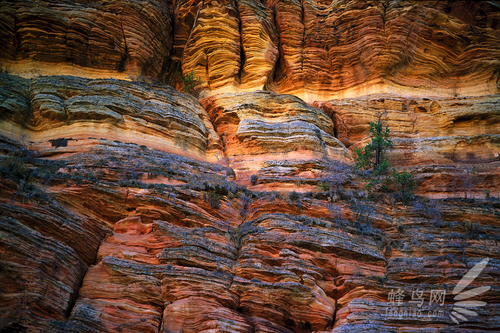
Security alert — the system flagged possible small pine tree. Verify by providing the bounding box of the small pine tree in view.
[354,112,393,189]
[391,168,415,202]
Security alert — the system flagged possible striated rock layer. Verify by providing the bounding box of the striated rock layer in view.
[201,91,352,171]
[1,1,499,99]
[0,0,172,81]
[2,135,499,332]
[315,94,500,198]
[1,74,499,332]
[172,0,500,99]
[0,0,499,332]
[0,74,220,159]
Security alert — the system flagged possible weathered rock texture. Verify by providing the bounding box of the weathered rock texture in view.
[172,0,500,99]
[0,74,219,158]
[2,133,499,332]
[270,0,500,100]
[0,0,172,80]
[315,95,500,197]
[1,0,500,333]
[2,0,499,99]
[201,92,352,169]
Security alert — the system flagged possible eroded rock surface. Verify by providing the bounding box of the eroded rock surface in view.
[1,123,499,331]
[0,0,172,80]
[315,95,500,197]
[2,1,499,99]
[202,92,352,169]
[0,0,500,332]
[0,74,219,158]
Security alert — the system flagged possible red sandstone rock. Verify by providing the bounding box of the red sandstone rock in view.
[0,1,499,332]
[3,1,498,99]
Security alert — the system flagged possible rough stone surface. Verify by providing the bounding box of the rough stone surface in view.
[0,0,172,81]
[0,74,220,158]
[0,1,500,332]
[201,91,352,169]
[315,95,500,198]
[2,1,499,99]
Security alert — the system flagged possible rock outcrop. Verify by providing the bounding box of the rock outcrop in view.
[1,0,500,333]
[2,1,499,99]
[0,74,219,158]
[201,91,352,169]
[315,95,500,197]
[0,0,172,80]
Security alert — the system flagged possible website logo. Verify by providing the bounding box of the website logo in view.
[385,257,490,324]
[449,257,490,324]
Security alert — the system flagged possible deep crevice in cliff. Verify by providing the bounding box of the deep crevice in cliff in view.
[157,304,165,333]
[270,3,283,88]
[234,0,246,83]
[64,264,87,319]
[300,0,306,77]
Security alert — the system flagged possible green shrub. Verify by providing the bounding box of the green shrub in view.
[354,115,392,171]
[183,71,201,96]
[207,192,221,209]
[250,174,258,186]
[354,113,393,190]
[0,151,61,210]
[391,168,415,202]
[318,181,329,191]
[2,156,28,181]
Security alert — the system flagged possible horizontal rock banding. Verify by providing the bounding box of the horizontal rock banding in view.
[0,74,220,157]
[0,0,499,332]
[0,0,172,80]
[2,1,498,99]
[202,91,352,168]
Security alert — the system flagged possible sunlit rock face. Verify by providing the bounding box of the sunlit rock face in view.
[174,0,279,94]
[0,0,172,80]
[316,95,500,156]
[168,0,500,99]
[201,91,352,170]
[0,74,219,158]
[0,0,500,333]
[315,95,500,198]
[2,1,498,99]
[270,0,500,100]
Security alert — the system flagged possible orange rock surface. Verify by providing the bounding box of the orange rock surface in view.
[0,0,500,332]
[0,0,172,80]
[201,92,352,171]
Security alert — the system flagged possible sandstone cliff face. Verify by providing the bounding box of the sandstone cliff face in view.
[0,0,172,80]
[201,92,352,168]
[0,74,219,158]
[1,1,500,333]
[2,0,499,98]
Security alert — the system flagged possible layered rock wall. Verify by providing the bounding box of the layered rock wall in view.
[0,0,172,80]
[0,74,219,159]
[1,1,500,333]
[2,1,499,99]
